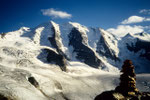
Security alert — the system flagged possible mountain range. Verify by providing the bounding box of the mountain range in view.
[0,21,150,100]
[1,21,150,72]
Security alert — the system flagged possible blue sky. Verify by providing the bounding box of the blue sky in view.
[0,0,150,36]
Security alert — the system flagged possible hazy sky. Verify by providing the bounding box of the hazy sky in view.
[0,0,150,36]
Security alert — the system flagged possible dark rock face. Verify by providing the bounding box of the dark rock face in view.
[37,48,67,71]
[68,28,101,68]
[49,26,68,60]
[45,49,67,71]
[0,95,9,100]
[49,26,60,52]
[96,33,119,61]
[141,92,150,100]
[46,25,68,71]
[94,91,125,100]
[0,33,7,39]
[28,77,39,88]
[95,91,150,100]
[0,94,13,100]
[126,39,150,61]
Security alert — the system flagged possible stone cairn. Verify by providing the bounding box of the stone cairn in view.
[94,59,150,100]
[115,59,139,96]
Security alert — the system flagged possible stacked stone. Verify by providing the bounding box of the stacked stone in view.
[115,59,139,96]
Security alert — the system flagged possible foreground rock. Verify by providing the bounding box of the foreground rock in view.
[95,91,150,100]
[95,60,150,100]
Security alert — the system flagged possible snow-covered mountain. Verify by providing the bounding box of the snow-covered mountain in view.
[1,21,149,72]
[0,21,150,100]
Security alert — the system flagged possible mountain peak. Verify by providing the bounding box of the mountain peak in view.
[123,33,133,38]
[50,20,57,26]
[19,27,30,31]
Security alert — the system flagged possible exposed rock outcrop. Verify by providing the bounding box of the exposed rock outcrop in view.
[0,94,12,100]
[49,22,68,60]
[45,49,67,71]
[94,91,125,100]
[68,28,102,68]
[28,77,39,88]
[0,33,6,39]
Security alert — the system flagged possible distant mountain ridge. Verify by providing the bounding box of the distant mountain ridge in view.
[0,21,150,73]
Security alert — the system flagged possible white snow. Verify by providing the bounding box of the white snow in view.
[86,28,101,50]
[100,29,119,57]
